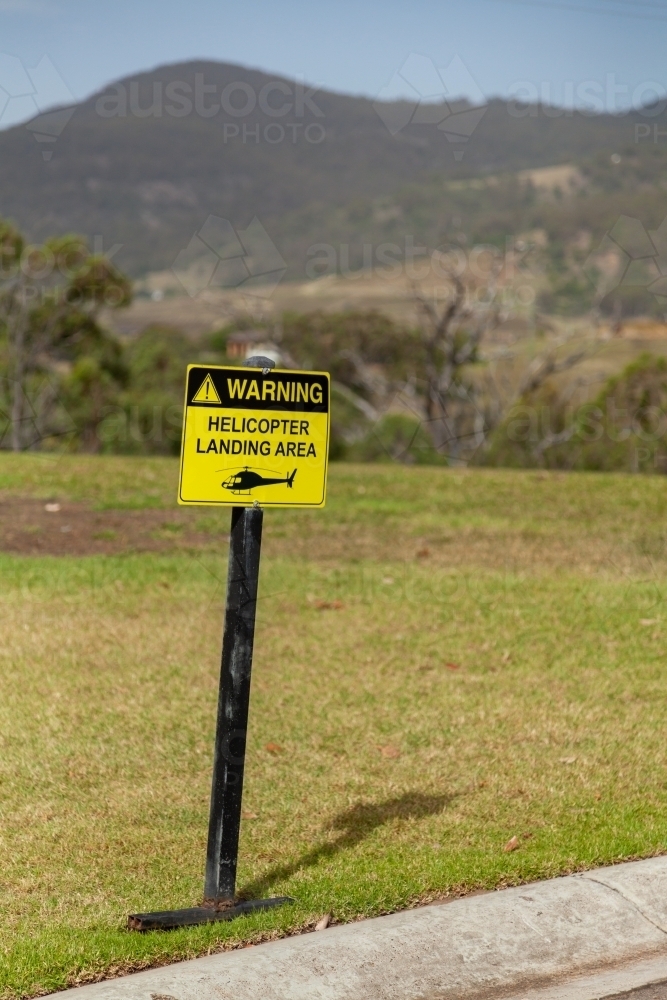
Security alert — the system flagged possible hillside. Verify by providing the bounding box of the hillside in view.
[0,59,665,279]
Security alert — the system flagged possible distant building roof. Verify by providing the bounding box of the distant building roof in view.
[227,329,268,344]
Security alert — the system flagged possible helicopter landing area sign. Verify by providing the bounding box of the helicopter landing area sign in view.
[178,365,330,508]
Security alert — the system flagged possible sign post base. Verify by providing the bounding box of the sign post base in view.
[127,895,293,931]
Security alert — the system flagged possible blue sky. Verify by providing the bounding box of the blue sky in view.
[0,0,665,127]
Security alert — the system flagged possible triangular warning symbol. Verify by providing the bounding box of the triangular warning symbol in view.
[192,374,221,404]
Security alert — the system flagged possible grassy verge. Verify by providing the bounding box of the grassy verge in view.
[2,457,667,996]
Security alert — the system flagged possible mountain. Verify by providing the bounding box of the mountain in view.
[0,59,664,279]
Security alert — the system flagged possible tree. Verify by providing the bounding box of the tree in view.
[0,221,131,450]
[118,325,192,454]
[408,246,507,460]
[280,310,420,451]
[60,342,128,453]
[269,254,588,467]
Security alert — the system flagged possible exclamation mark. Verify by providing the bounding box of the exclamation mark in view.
[205,381,210,400]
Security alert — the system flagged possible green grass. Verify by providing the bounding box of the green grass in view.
[2,456,667,996]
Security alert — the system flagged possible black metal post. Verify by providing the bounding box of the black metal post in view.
[204,504,262,902]
[128,504,292,931]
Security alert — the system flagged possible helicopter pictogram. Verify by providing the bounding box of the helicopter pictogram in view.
[220,467,297,494]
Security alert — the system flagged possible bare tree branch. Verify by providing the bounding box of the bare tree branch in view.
[331,380,379,422]
[517,349,589,398]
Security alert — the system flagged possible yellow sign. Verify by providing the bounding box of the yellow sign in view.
[178,365,330,508]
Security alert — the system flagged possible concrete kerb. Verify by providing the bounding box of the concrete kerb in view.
[51,857,667,1000]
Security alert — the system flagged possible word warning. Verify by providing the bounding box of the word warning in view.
[178,365,330,507]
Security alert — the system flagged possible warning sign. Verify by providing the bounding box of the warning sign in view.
[178,365,330,508]
[191,374,221,404]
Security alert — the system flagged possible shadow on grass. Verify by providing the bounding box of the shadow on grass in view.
[238,791,455,900]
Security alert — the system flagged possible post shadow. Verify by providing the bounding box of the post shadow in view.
[238,790,456,901]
